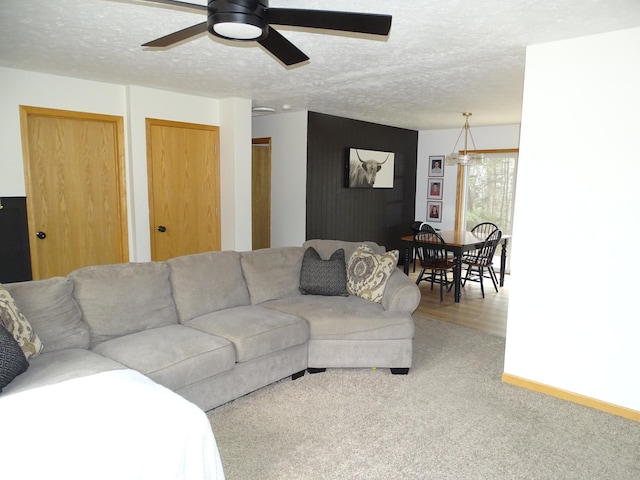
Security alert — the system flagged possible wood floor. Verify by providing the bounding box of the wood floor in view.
[407,266,509,338]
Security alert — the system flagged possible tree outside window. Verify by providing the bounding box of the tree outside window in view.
[465,152,518,233]
[456,149,518,272]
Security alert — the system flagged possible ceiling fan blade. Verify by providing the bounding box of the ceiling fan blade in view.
[258,27,309,66]
[138,0,207,13]
[267,8,392,36]
[143,21,208,47]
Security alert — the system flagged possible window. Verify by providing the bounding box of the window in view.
[456,149,518,272]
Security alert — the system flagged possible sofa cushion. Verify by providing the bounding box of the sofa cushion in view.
[186,305,309,363]
[0,284,44,359]
[240,247,304,304]
[0,348,126,396]
[263,296,414,341]
[346,244,399,303]
[70,262,178,347]
[0,324,29,392]
[299,247,348,297]
[167,250,250,323]
[5,277,89,353]
[92,325,235,391]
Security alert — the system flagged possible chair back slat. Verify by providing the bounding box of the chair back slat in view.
[414,231,447,263]
[419,223,437,233]
[470,228,502,267]
[471,222,499,240]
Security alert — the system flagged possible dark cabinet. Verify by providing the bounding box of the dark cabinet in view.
[0,197,32,283]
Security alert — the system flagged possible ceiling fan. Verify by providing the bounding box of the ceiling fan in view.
[140,0,392,66]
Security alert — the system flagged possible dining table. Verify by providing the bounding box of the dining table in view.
[401,230,511,303]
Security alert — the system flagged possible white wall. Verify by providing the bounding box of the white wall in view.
[0,68,127,196]
[220,97,253,252]
[252,110,308,248]
[126,85,220,260]
[416,124,521,229]
[0,67,252,260]
[504,27,640,411]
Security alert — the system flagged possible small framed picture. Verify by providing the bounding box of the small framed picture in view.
[427,178,443,200]
[428,155,445,177]
[427,201,442,222]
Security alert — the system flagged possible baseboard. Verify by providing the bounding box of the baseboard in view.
[501,373,640,423]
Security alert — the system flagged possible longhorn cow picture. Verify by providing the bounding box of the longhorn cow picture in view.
[346,148,395,188]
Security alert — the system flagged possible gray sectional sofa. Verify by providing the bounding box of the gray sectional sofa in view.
[1,239,420,412]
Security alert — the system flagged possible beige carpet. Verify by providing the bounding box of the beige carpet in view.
[208,315,640,479]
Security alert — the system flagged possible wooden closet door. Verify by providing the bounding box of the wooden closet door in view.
[252,137,271,250]
[146,118,221,261]
[20,106,128,279]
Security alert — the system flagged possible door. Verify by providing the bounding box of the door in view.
[146,118,221,261]
[19,106,128,279]
[252,137,271,250]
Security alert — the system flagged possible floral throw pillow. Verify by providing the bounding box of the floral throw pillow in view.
[346,244,399,303]
[0,285,44,359]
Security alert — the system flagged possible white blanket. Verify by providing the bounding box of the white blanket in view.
[0,369,225,480]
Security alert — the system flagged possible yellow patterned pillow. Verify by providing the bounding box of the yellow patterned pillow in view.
[0,285,44,359]
[346,244,399,303]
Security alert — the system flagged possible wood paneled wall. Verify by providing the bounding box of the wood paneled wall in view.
[306,112,417,257]
[0,197,32,282]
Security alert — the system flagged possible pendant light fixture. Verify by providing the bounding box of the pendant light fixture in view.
[445,113,484,166]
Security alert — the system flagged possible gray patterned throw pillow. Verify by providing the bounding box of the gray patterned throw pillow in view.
[0,324,29,392]
[299,247,349,296]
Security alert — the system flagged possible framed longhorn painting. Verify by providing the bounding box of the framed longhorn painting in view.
[345,148,395,188]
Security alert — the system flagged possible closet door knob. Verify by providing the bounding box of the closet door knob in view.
[157,225,167,233]
[36,231,47,239]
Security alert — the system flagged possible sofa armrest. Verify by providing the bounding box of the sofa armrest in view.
[381,268,421,313]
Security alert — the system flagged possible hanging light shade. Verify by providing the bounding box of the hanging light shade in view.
[445,112,484,166]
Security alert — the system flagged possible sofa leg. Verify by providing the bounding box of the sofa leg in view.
[291,370,306,380]
[307,368,326,374]
[390,368,409,375]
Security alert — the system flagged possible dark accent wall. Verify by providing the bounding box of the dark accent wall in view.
[306,112,417,257]
[0,197,32,282]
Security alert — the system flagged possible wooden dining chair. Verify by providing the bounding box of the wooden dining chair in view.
[411,222,437,272]
[414,231,455,301]
[471,222,499,239]
[461,228,502,298]
[466,221,500,270]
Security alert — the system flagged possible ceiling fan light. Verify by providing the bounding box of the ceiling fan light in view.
[209,6,268,41]
[213,21,263,40]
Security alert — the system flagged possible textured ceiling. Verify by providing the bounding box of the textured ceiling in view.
[1,0,639,130]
